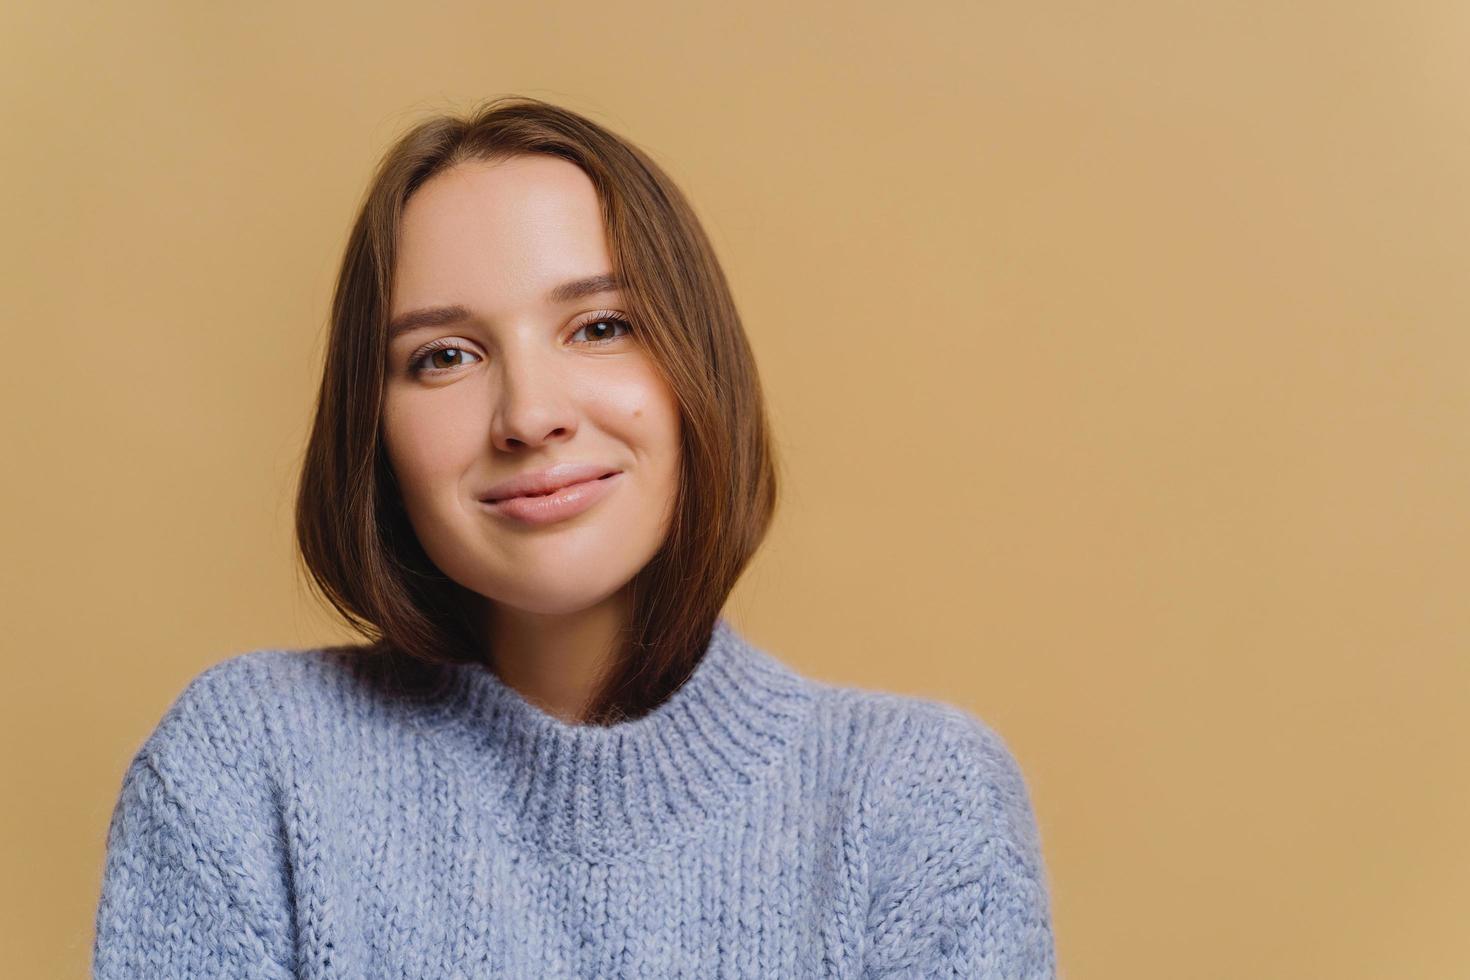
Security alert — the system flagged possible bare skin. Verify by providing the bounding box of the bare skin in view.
[381,155,682,723]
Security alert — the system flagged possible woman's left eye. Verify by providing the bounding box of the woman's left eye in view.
[571,314,634,345]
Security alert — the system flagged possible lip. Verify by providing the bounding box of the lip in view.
[478,463,624,527]
[479,462,624,503]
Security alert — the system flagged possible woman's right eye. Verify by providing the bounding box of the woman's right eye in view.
[408,342,481,376]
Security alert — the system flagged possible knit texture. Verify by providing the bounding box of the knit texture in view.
[93,617,1056,978]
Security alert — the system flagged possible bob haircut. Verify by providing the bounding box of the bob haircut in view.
[294,96,780,724]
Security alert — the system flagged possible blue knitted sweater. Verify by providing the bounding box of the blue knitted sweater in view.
[93,617,1056,978]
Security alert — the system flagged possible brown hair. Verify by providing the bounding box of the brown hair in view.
[293,96,780,724]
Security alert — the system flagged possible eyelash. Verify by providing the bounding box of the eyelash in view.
[405,312,635,377]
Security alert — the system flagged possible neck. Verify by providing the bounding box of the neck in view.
[482,591,630,724]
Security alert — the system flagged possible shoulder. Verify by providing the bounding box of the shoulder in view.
[828,683,1025,765]
[107,645,412,900]
[136,649,289,775]
[814,682,1047,877]
[809,687,1057,974]
[129,643,416,806]
[99,649,339,974]
[137,647,334,768]
[815,680,1033,790]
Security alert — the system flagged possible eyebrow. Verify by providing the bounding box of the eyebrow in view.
[387,273,624,339]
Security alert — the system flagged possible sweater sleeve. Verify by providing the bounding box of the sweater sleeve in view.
[92,754,295,978]
[92,657,297,979]
[857,703,1057,979]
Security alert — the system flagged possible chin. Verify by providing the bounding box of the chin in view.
[469,563,635,618]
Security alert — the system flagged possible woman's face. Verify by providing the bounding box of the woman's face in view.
[381,155,682,618]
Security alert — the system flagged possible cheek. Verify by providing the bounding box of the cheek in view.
[621,372,682,458]
[382,392,481,503]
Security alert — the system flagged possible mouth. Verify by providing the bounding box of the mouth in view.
[480,470,625,526]
[487,470,621,503]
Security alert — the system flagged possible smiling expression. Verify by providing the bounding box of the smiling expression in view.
[380,154,683,617]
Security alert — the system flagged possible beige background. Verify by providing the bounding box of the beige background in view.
[3,2,1466,977]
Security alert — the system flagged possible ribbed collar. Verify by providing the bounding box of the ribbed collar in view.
[413,617,817,862]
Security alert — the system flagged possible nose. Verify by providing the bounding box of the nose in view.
[488,345,578,452]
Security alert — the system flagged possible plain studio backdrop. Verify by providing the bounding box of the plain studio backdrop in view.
[2,2,1466,977]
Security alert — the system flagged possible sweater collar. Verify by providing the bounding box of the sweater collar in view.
[417,616,817,862]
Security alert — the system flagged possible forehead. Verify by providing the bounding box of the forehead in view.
[393,155,612,306]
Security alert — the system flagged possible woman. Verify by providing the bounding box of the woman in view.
[92,96,1057,978]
